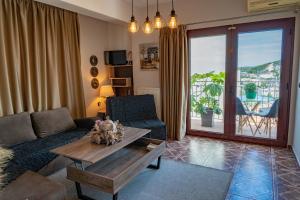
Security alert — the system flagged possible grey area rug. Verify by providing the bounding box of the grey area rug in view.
[49,159,233,200]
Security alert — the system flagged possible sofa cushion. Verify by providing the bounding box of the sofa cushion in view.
[0,112,37,147]
[122,119,167,140]
[107,95,157,122]
[5,128,87,184]
[31,107,76,138]
[123,119,164,129]
[106,98,126,121]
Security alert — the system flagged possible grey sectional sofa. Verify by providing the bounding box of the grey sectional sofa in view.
[0,108,95,185]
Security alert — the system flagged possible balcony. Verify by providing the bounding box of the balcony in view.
[190,80,279,139]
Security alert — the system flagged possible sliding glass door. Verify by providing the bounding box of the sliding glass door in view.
[190,34,227,134]
[187,18,295,146]
[235,29,283,139]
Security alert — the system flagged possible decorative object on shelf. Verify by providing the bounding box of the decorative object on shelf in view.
[168,0,178,29]
[153,0,165,29]
[128,0,139,33]
[127,51,133,65]
[90,119,124,146]
[91,78,99,89]
[139,43,159,70]
[142,0,154,34]
[0,147,13,188]
[244,83,257,99]
[110,78,132,88]
[90,55,98,66]
[90,67,99,77]
[99,85,115,112]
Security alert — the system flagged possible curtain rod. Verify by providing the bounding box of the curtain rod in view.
[184,8,299,26]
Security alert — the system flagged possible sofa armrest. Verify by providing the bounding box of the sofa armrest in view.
[74,117,97,130]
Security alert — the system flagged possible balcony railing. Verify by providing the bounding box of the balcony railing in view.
[191,80,280,119]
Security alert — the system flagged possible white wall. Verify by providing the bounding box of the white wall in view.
[79,15,131,117]
[293,18,300,164]
[36,0,138,23]
[132,32,160,91]
[131,0,300,145]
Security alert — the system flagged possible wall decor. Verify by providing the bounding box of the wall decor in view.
[90,55,98,66]
[91,78,99,89]
[139,43,159,70]
[90,67,99,77]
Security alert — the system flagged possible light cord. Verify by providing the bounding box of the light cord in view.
[172,0,174,10]
[132,0,133,16]
[147,0,149,17]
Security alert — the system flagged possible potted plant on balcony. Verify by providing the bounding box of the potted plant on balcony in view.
[191,72,225,127]
[244,83,257,99]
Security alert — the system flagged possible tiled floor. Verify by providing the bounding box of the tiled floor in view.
[162,136,300,200]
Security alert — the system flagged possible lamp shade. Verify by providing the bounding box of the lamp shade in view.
[100,85,114,97]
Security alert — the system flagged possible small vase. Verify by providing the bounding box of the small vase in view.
[246,91,257,99]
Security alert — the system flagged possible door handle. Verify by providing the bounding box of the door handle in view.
[229,86,236,95]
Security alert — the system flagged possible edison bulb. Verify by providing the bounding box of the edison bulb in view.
[168,15,177,29]
[142,18,153,34]
[128,17,139,33]
[153,12,165,29]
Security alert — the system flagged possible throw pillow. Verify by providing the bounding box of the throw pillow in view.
[0,112,37,147]
[31,107,77,138]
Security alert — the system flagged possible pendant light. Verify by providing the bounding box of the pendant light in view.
[142,0,153,34]
[128,0,139,33]
[168,0,178,29]
[153,0,165,29]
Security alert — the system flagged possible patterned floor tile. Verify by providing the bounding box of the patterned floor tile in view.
[163,136,300,200]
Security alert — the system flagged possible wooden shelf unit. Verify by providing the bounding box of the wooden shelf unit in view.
[109,65,134,96]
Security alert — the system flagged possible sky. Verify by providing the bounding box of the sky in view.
[190,29,283,75]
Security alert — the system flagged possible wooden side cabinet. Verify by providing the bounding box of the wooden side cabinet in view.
[109,65,134,96]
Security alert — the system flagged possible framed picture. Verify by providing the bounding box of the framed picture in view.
[139,43,159,70]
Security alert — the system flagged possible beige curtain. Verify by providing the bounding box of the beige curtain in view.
[159,25,188,140]
[0,0,85,118]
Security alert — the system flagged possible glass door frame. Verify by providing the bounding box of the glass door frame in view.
[187,25,232,138]
[186,18,295,147]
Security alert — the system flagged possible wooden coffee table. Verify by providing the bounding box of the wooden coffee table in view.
[52,127,165,200]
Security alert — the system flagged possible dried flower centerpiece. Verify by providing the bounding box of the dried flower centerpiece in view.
[90,119,124,146]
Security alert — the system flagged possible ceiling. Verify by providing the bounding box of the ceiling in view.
[123,0,176,8]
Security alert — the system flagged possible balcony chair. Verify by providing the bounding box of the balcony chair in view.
[254,99,279,138]
[236,97,255,135]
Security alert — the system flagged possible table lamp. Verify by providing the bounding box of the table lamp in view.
[99,85,115,113]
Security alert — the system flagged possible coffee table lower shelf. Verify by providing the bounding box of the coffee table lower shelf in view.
[67,137,165,200]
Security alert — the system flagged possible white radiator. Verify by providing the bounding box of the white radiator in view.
[136,87,161,119]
